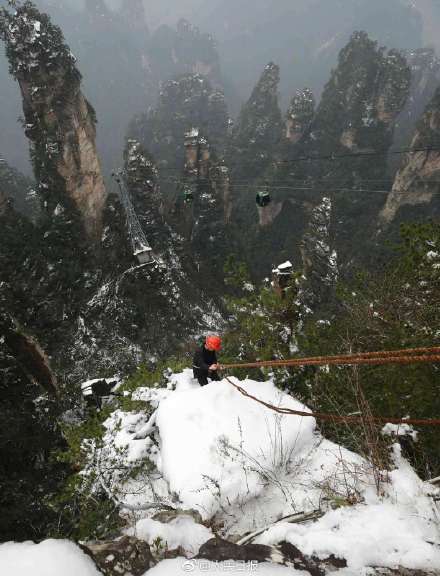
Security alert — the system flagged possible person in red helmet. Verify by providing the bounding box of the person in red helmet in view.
[193,335,222,386]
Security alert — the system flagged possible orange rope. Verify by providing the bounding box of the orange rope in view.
[221,346,440,427]
[219,346,440,370]
[225,377,440,427]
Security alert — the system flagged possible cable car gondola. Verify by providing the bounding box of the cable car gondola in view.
[183,184,194,203]
[256,187,271,208]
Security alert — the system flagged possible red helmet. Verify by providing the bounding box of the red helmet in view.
[206,335,222,351]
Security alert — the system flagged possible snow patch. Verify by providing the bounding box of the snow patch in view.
[0,540,101,576]
[126,515,213,556]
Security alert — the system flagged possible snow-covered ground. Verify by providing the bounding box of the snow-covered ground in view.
[147,558,301,574]
[2,369,439,575]
[0,540,101,576]
[255,446,440,571]
[95,370,370,532]
[87,370,440,569]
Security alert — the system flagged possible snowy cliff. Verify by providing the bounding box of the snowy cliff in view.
[2,370,438,575]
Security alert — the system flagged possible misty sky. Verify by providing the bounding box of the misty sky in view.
[39,0,439,48]
[43,0,206,27]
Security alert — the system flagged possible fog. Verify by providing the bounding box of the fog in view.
[44,0,207,26]
[52,0,440,47]
[1,0,440,178]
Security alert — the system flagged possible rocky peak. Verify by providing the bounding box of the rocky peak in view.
[313,31,410,155]
[380,86,440,224]
[147,18,221,90]
[393,48,440,154]
[299,196,338,315]
[127,70,231,287]
[161,73,211,109]
[232,62,283,175]
[286,88,315,143]
[130,74,228,173]
[407,48,440,92]
[257,62,280,94]
[242,62,281,119]
[175,18,220,80]
[0,1,107,241]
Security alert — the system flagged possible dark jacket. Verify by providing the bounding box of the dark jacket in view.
[193,345,217,378]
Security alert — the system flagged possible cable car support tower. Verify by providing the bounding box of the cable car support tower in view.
[112,170,155,265]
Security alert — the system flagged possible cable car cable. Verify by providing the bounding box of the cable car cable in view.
[111,170,155,265]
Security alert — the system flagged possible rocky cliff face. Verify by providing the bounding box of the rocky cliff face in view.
[66,138,223,380]
[0,188,6,216]
[0,3,227,385]
[129,72,231,273]
[0,2,223,179]
[380,87,440,224]
[131,73,234,280]
[183,138,230,286]
[285,88,315,143]
[0,1,107,240]
[222,32,412,279]
[311,32,410,165]
[392,48,440,160]
[147,18,222,90]
[195,0,422,109]
[175,18,221,83]
[298,197,338,317]
[301,31,411,266]
[230,62,283,178]
[0,5,229,539]
[130,73,228,173]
